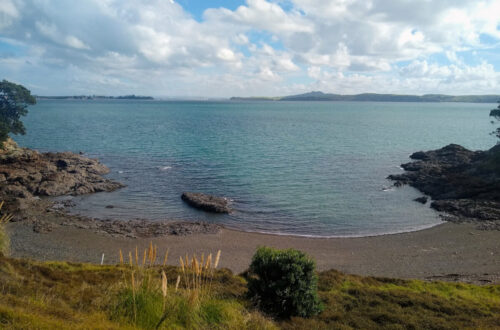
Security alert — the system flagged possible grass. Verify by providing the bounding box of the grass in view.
[0,201,13,255]
[0,250,275,329]
[283,270,500,329]
[0,250,498,329]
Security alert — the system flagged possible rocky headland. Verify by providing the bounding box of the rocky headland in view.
[389,143,500,230]
[0,139,124,213]
[0,139,221,237]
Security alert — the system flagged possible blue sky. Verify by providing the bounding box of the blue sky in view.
[1,0,500,97]
[177,0,244,21]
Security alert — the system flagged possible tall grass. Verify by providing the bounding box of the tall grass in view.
[114,245,253,329]
[112,245,272,329]
[0,201,13,255]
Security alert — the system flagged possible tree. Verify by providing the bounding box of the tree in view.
[0,80,36,146]
[490,100,500,141]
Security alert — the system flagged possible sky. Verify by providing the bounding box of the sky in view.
[1,0,500,97]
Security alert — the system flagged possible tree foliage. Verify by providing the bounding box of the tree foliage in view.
[0,80,36,145]
[247,246,323,319]
[490,100,500,140]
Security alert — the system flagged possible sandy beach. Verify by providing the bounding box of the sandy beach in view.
[7,220,500,284]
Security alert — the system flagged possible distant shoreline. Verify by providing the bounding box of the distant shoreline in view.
[231,91,500,103]
[35,95,154,100]
[33,92,500,103]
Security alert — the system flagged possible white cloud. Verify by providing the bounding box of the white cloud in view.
[35,21,90,50]
[0,0,499,96]
[0,0,19,30]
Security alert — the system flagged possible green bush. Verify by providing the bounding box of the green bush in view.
[247,247,323,319]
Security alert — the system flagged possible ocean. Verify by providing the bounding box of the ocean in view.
[15,100,497,237]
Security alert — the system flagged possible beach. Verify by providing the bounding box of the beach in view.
[7,219,500,284]
[2,139,499,285]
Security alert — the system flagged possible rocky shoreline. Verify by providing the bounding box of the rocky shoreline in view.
[389,144,500,230]
[0,140,222,237]
[24,199,222,238]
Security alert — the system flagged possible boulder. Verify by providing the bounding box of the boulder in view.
[181,192,231,213]
[414,196,428,204]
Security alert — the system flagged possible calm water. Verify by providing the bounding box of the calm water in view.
[15,100,497,237]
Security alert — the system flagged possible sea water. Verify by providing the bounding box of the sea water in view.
[15,100,497,237]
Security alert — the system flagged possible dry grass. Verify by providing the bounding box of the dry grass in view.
[0,251,275,329]
[113,245,273,329]
[0,201,14,255]
[118,245,226,326]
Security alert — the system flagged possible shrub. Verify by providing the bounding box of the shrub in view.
[247,246,323,318]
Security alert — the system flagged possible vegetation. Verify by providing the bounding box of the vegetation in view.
[0,80,36,146]
[35,95,153,100]
[284,270,500,329]
[0,252,498,329]
[247,247,323,318]
[0,246,275,330]
[0,201,13,255]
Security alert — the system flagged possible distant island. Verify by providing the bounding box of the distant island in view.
[35,94,154,100]
[231,91,500,103]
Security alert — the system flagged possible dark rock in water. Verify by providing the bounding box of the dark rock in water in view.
[389,143,500,229]
[414,196,428,204]
[181,192,231,213]
[105,205,115,209]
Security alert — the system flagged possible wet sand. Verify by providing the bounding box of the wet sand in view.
[7,220,500,284]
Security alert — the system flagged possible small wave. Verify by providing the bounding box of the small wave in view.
[381,186,395,192]
[158,166,172,171]
[118,170,124,174]
[224,221,443,239]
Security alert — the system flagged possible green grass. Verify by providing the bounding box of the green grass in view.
[0,254,498,329]
[282,270,500,329]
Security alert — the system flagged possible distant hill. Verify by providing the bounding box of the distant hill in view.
[231,91,500,103]
[36,95,154,100]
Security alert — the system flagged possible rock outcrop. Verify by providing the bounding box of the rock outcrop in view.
[413,196,428,204]
[389,144,500,229]
[181,192,231,213]
[0,140,124,212]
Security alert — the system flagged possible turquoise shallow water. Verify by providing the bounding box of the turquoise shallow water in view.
[15,100,497,237]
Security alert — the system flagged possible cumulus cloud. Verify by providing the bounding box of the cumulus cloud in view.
[0,0,499,96]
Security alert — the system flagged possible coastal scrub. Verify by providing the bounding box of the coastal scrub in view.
[0,252,498,329]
